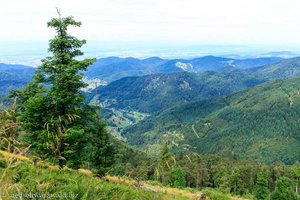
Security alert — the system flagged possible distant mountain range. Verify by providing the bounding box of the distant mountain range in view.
[258,51,300,59]
[89,57,300,114]
[0,56,283,95]
[84,56,283,83]
[122,77,300,164]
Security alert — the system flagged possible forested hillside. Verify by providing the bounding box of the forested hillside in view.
[88,57,300,113]
[88,71,261,113]
[251,56,300,80]
[0,64,35,95]
[123,77,300,164]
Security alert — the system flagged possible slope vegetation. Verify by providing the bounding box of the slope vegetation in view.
[123,77,300,164]
[89,57,300,114]
[0,151,194,200]
[89,71,261,113]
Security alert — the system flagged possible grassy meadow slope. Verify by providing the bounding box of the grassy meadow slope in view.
[0,151,195,200]
[0,150,250,200]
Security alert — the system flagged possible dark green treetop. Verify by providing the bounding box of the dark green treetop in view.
[270,177,299,200]
[41,11,95,116]
[253,171,270,200]
[10,11,115,169]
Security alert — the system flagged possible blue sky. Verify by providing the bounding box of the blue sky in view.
[1,0,300,64]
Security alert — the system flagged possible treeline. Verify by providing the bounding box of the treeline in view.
[114,144,300,199]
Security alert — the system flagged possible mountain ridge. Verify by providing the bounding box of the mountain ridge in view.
[89,56,300,114]
[122,77,300,164]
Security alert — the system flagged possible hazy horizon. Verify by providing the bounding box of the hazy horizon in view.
[1,0,300,65]
[2,0,300,44]
[1,42,299,66]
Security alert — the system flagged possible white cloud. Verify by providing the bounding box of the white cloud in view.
[1,0,300,45]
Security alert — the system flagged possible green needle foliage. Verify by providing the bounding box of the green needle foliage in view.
[170,167,186,188]
[253,171,270,200]
[11,11,115,173]
[0,99,22,153]
[292,164,300,195]
[270,177,299,200]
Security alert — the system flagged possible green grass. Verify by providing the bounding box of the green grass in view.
[201,188,231,200]
[0,156,190,200]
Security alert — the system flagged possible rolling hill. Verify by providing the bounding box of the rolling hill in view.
[89,57,300,114]
[0,56,284,96]
[84,56,282,83]
[0,63,35,95]
[122,77,300,164]
[88,71,262,113]
[251,56,300,80]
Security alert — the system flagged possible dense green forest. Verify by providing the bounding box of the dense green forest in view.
[123,77,300,164]
[251,57,300,80]
[88,56,300,114]
[1,13,299,200]
[86,56,300,138]
[87,71,262,113]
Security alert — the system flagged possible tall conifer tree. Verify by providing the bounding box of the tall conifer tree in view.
[12,10,115,171]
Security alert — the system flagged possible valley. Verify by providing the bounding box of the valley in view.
[2,54,300,200]
[2,3,300,199]
[3,55,300,165]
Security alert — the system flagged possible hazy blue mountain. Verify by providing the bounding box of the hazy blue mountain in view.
[232,57,283,69]
[0,63,36,95]
[84,56,168,83]
[0,95,12,109]
[84,56,283,83]
[0,63,36,76]
[251,56,300,79]
[0,55,286,96]
[258,51,299,58]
